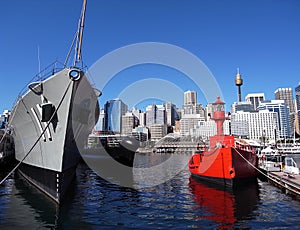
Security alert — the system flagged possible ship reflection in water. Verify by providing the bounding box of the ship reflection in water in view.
[1,157,300,228]
[188,176,259,229]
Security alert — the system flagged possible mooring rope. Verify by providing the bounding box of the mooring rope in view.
[0,79,72,185]
[233,147,283,184]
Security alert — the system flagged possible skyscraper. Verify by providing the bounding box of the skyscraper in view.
[156,105,166,125]
[121,112,136,134]
[275,88,295,135]
[275,88,295,113]
[94,109,105,131]
[145,104,166,126]
[164,101,178,126]
[184,90,197,105]
[146,104,157,126]
[104,98,128,133]
[245,93,265,110]
[258,100,291,138]
[295,84,300,132]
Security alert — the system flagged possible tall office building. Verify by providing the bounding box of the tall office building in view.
[94,109,105,131]
[182,90,205,117]
[121,112,136,134]
[180,114,203,136]
[146,104,157,126]
[245,93,265,110]
[150,124,167,141]
[184,90,197,105]
[132,107,141,126]
[156,105,166,125]
[139,112,146,127]
[295,84,300,132]
[145,104,167,140]
[104,98,128,133]
[257,100,291,138]
[164,101,178,126]
[275,88,295,135]
[275,88,295,113]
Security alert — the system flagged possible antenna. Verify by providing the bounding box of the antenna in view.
[38,46,41,80]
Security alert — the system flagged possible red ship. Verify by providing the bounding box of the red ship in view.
[188,97,258,187]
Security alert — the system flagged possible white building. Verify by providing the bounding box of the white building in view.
[150,124,167,141]
[94,109,105,131]
[245,93,265,110]
[121,112,136,134]
[231,110,279,140]
[190,119,230,139]
[258,100,292,138]
[184,90,197,105]
[132,126,149,142]
[180,114,204,136]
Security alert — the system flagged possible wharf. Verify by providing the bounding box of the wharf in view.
[261,170,300,199]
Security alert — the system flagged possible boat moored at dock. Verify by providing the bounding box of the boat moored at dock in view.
[7,0,100,203]
[188,97,258,187]
[84,131,138,167]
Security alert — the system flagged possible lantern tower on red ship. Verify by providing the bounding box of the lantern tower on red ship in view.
[211,96,225,136]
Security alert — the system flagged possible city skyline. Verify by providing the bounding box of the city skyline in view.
[94,90,295,143]
[0,0,300,113]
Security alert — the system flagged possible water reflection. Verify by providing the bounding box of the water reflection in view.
[188,176,259,229]
[1,172,59,229]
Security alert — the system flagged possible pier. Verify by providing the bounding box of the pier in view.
[265,171,300,199]
[258,159,300,199]
[153,141,206,153]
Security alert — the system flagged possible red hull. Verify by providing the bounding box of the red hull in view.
[189,98,258,187]
[189,139,258,187]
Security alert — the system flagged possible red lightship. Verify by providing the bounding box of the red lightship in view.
[188,97,258,187]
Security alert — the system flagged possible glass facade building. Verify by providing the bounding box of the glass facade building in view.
[104,99,128,133]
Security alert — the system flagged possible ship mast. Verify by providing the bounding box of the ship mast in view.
[74,0,87,67]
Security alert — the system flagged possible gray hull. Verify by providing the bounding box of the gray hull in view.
[10,68,99,202]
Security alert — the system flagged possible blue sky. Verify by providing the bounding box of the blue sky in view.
[0,0,299,112]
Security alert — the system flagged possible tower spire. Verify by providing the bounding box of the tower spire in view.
[235,68,243,102]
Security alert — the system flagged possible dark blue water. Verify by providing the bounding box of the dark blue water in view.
[1,153,300,229]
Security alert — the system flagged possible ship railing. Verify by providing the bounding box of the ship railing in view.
[10,61,72,113]
[17,61,65,98]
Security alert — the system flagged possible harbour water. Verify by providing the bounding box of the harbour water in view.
[1,152,300,229]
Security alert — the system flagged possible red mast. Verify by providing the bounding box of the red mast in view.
[211,96,225,136]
